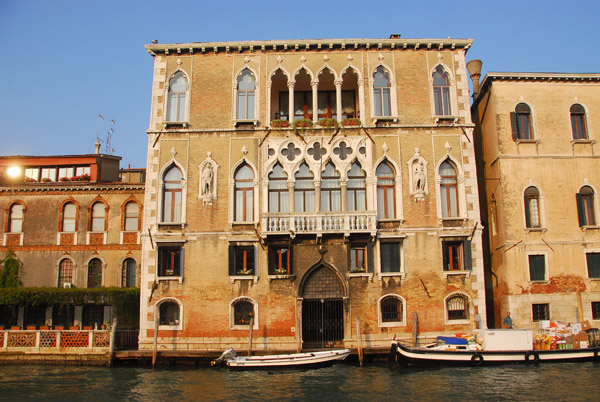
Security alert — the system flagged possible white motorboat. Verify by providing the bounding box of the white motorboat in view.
[212,347,352,369]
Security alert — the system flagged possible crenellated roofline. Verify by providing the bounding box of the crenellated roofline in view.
[145,37,473,57]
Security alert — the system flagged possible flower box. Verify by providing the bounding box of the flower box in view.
[11,326,21,330]
[294,119,313,128]
[26,326,36,330]
[271,119,290,128]
[69,326,80,330]
[317,118,339,129]
[54,326,64,330]
[342,118,361,127]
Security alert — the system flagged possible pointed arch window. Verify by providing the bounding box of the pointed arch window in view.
[124,201,140,231]
[8,203,24,232]
[237,69,256,120]
[321,162,341,212]
[376,162,396,219]
[373,66,391,117]
[121,258,136,287]
[268,163,288,213]
[87,258,102,288]
[90,202,106,232]
[234,164,254,222]
[347,162,366,211]
[577,186,596,226]
[62,202,77,232]
[511,103,533,140]
[433,66,451,116]
[439,161,458,217]
[162,166,182,223]
[524,186,541,228]
[166,72,187,122]
[58,258,73,288]
[294,162,315,212]
[571,104,588,140]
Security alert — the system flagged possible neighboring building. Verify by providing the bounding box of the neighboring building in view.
[0,151,144,329]
[470,69,600,329]
[140,36,486,353]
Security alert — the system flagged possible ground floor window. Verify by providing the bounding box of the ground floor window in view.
[586,253,600,279]
[233,299,254,326]
[380,241,401,273]
[82,305,104,329]
[380,296,403,323]
[268,245,291,275]
[592,302,600,320]
[532,303,549,321]
[229,245,256,276]
[0,305,18,328]
[446,294,469,321]
[159,301,180,326]
[52,305,74,328]
[529,254,546,281]
[24,305,47,328]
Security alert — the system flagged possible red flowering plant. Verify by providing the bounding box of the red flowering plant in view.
[271,119,290,128]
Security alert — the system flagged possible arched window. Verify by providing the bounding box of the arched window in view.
[62,202,77,232]
[447,294,469,321]
[237,69,255,120]
[373,66,391,117]
[159,301,180,326]
[380,296,403,323]
[233,299,254,326]
[524,186,541,228]
[294,162,315,212]
[577,186,596,227]
[347,162,366,211]
[377,162,395,219]
[234,164,254,222]
[321,162,341,212]
[511,103,533,140]
[166,72,187,122]
[58,258,73,288]
[433,66,451,116]
[90,202,106,232]
[439,161,458,217]
[268,163,288,213]
[162,166,182,223]
[87,258,102,288]
[124,201,140,231]
[571,104,588,140]
[8,203,24,232]
[121,258,136,287]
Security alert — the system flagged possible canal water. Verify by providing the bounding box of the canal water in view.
[1,362,599,401]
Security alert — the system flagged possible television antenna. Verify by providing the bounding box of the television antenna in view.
[96,113,116,155]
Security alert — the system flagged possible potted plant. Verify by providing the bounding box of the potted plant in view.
[318,118,338,129]
[294,119,313,129]
[271,119,290,128]
[342,118,361,127]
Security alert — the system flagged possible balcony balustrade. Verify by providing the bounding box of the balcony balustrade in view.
[261,211,377,236]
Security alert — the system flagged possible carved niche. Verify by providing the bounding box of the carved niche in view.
[407,148,429,202]
[198,152,219,205]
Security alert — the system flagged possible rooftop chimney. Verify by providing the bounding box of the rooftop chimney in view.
[389,34,401,39]
[95,138,101,154]
[466,59,482,100]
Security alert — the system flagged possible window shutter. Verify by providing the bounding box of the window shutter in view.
[463,240,472,270]
[442,242,449,271]
[510,112,519,140]
[524,196,531,228]
[179,248,184,278]
[288,245,293,275]
[253,246,258,275]
[367,242,374,273]
[228,246,235,275]
[576,193,586,226]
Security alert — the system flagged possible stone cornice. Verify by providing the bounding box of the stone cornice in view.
[473,72,600,107]
[145,38,473,57]
[0,183,144,193]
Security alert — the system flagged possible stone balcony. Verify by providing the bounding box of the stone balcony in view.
[261,211,377,237]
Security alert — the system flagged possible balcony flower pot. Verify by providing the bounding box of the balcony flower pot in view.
[11,326,21,330]
[271,119,290,128]
[69,326,80,330]
[342,118,361,127]
[40,326,50,330]
[54,326,64,331]
[83,326,93,330]
[294,119,313,129]
[317,118,339,130]
[26,326,36,330]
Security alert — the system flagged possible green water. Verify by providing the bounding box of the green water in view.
[1,362,599,401]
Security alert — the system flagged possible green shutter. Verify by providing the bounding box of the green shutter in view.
[228,246,235,275]
[367,242,374,273]
[529,255,545,281]
[524,196,531,228]
[510,112,519,140]
[587,253,600,278]
[576,193,586,227]
[463,240,472,270]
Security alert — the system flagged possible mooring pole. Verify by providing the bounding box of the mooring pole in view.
[413,311,419,347]
[152,306,159,367]
[107,317,117,367]
[248,317,254,357]
[356,315,363,367]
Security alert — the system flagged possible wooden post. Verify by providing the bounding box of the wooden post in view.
[413,312,419,347]
[296,311,302,353]
[356,316,363,367]
[152,307,159,367]
[248,317,254,357]
[107,317,117,366]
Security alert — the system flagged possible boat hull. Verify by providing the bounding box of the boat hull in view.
[226,349,351,370]
[392,341,600,366]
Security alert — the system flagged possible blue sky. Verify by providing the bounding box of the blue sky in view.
[1,0,597,169]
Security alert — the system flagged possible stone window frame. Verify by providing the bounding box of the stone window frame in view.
[158,161,187,227]
[369,63,398,122]
[229,296,259,330]
[229,158,259,225]
[156,297,183,331]
[57,256,76,288]
[435,156,466,221]
[444,292,471,325]
[523,184,546,230]
[233,66,259,125]
[163,69,190,126]
[85,255,105,288]
[428,62,459,121]
[378,294,407,328]
[376,236,406,280]
[527,251,549,283]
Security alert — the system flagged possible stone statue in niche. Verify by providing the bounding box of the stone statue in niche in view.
[407,148,429,202]
[198,152,219,205]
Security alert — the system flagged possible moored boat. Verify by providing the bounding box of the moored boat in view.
[392,329,600,366]
[211,347,352,369]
